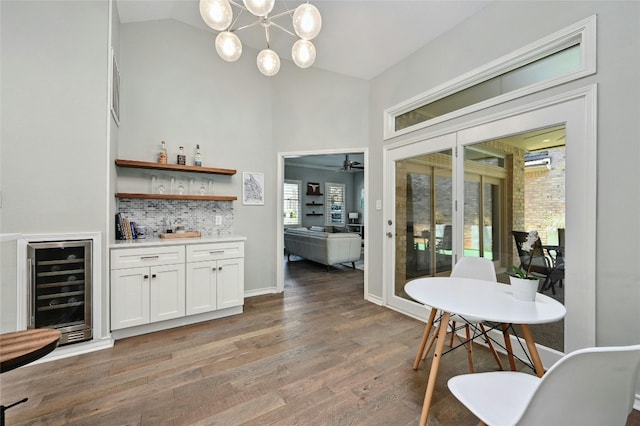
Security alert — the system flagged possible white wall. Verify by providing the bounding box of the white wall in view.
[118,19,369,294]
[0,0,110,333]
[284,164,361,228]
[271,63,369,154]
[119,19,275,292]
[368,1,640,348]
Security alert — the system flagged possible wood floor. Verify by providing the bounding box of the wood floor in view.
[2,259,640,425]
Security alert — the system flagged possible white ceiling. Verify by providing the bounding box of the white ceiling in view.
[116,0,491,80]
[286,153,365,171]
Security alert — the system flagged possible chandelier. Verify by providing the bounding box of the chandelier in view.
[199,0,322,76]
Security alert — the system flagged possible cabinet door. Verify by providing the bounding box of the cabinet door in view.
[186,260,217,315]
[149,264,185,323]
[111,267,150,330]
[217,258,244,309]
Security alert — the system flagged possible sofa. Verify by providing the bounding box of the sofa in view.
[284,227,362,269]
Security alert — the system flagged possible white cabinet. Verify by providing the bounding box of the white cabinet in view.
[111,246,185,330]
[186,242,244,315]
[110,239,244,336]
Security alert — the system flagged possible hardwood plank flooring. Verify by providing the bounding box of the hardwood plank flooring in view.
[2,258,639,425]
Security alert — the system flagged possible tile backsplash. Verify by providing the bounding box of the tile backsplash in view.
[117,199,233,239]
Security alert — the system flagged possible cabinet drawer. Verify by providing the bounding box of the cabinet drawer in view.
[186,242,244,262]
[111,245,185,269]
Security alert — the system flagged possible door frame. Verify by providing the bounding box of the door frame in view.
[276,148,369,294]
[383,85,597,363]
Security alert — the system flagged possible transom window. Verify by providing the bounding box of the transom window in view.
[385,16,596,139]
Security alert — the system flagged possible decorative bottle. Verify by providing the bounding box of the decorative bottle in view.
[177,146,186,165]
[194,144,202,167]
[158,140,168,164]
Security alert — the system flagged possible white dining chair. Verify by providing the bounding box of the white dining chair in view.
[413,257,504,372]
[448,344,640,426]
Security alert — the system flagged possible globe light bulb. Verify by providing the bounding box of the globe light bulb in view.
[291,39,316,68]
[242,0,275,17]
[292,3,321,40]
[257,49,280,76]
[215,31,242,62]
[199,0,233,31]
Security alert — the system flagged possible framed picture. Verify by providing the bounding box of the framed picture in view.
[243,172,264,205]
[110,48,120,126]
[306,182,322,195]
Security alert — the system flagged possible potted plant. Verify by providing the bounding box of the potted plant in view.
[510,230,541,301]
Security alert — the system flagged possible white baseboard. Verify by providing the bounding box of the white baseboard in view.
[635,394,640,411]
[244,287,280,298]
[366,293,383,306]
[30,336,114,366]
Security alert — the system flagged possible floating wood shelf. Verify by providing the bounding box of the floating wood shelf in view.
[116,193,237,201]
[306,213,323,216]
[115,159,236,176]
[306,202,323,206]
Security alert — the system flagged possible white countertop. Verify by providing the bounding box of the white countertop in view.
[110,234,247,249]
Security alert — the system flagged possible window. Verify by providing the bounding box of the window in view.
[325,182,345,226]
[394,46,581,132]
[385,16,596,139]
[283,180,301,226]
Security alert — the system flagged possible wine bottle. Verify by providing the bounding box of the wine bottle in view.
[158,140,168,164]
[194,144,202,166]
[177,146,186,165]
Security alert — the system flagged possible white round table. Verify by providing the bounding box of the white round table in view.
[404,277,566,426]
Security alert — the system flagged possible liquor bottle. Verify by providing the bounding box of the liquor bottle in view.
[177,146,186,165]
[158,140,168,164]
[194,144,202,166]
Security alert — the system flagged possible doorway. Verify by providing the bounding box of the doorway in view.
[384,87,596,364]
[276,149,368,294]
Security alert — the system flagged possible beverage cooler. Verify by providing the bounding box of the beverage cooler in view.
[27,240,92,345]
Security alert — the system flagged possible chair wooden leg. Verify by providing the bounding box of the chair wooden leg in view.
[520,324,545,377]
[449,320,456,347]
[480,323,504,370]
[502,323,517,371]
[413,308,437,369]
[464,324,474,373]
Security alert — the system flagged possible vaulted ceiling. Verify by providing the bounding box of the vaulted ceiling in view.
[116,0,490,80]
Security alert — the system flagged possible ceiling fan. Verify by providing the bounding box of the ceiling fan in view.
[338,154,364,171]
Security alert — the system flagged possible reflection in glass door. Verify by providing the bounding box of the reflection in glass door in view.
[463,147,505,263]
[462,129,566,352]
[394,150,453,301]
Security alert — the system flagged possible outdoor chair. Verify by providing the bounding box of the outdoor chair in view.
[512,231,552,289]
[448,344,640,426]
[540,227,565,294]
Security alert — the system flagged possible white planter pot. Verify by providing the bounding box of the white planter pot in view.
[509,276,539,302]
